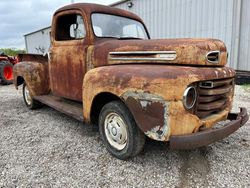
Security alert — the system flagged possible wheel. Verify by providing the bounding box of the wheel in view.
[99,101,145,160]
[0,61,13,85]
[23,82,42,109]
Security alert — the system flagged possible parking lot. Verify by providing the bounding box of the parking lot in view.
[0,84,249,187]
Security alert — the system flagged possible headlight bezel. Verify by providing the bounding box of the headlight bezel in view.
[183,86,197,110]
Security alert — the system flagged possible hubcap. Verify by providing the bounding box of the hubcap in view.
[24,85,32,105]
[104,112,128,150]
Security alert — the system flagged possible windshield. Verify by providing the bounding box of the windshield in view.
[91,13,149,39]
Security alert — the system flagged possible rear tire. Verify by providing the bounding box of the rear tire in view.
[0,61,13,85]
[23,82,42,109]
[98,101,145,160]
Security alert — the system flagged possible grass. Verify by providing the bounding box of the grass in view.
[241,84,250,88]
[241,84,250,91]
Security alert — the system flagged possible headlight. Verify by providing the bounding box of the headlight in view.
[183,86,197,110]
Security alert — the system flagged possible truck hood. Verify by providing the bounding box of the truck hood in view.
[90,38,227,67]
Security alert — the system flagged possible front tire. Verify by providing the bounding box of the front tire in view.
[23,82,42,109]
[99,101,145,160]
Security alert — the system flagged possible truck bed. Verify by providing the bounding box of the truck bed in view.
[18,53,48,63]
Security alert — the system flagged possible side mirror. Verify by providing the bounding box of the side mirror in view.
[70,23,78,38]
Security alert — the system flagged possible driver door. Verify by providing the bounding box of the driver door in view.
[50,12,88,102]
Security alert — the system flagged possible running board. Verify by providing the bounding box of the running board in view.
[34,95,83,122]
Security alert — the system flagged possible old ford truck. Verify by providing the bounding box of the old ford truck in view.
[14,3,248,159]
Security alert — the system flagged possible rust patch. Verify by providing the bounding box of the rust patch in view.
[168,101,201,136]
[13,60,50,97]
[83,64,235,140]
[92,38,228,68]
[49,42,87,101]
[17,54,48,63]
[122,91,169,141]
[125,97,164,132]
[86,45,95,71]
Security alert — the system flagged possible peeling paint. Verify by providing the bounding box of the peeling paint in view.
[82,64,235,141]
[122,91,170,141]
[140,100,150,108]
[13,55,50,97]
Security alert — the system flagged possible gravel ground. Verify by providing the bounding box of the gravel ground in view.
[0,84,249,187]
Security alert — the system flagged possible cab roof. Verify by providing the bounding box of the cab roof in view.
[54,3,143,22]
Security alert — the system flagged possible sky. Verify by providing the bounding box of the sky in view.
[0,0,118,49]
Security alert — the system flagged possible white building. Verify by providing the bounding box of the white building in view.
[24,26,51,55]
[24,0,250,72]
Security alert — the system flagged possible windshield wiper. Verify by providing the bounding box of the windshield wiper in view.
[101,35,120,39]
[99,35,143,40]
[118,36,143,40]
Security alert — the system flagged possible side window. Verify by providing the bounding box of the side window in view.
[55,14,86,41]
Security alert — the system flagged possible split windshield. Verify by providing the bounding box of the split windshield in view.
[91,13,149,39]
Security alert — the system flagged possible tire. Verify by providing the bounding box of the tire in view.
[22,82,42,109]
[0,61,13,85]
[99,101,145,160]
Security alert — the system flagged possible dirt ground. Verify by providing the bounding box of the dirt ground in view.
[0,84,249,187]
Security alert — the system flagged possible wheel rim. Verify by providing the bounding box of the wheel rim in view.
[104,112,128,150]
[3,66,13,80]
[24,85,32,105]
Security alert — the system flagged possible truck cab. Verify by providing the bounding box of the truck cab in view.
[49,3,150,102]
[14,3,248,160]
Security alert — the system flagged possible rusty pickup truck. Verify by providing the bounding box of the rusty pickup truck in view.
[14,3,248,159]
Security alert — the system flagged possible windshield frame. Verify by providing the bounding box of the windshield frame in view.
[90,12,150,40]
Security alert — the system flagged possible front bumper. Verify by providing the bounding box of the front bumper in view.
[170,107,249,149]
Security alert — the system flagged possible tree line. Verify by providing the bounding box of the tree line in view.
[0,48,26,56]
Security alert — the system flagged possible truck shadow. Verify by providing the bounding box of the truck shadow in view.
[176,147,211,188]
[141,139,212,187]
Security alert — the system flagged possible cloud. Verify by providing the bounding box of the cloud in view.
[0,0,118,49]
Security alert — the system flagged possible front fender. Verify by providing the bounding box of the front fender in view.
[83,65,235,141]
[13,61,50,97]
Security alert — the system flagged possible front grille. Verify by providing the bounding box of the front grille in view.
[196,78,234,118]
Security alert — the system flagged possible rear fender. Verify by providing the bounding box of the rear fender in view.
[13,61,50,97]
